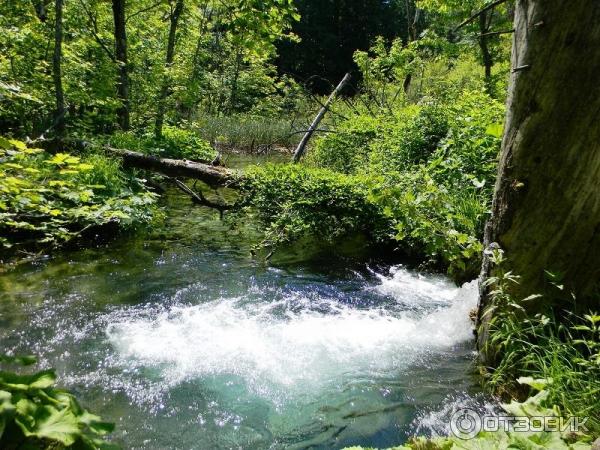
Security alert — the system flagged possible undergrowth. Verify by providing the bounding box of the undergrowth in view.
[0,137,159,254]
[103,126,216,162]
[238,89,503,281]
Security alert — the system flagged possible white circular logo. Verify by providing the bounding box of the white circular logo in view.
[450,408,481,440]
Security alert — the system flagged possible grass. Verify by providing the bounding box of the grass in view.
[481,252,600,435]
[194,115,301,152]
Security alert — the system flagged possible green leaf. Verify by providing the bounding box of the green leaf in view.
[16,403,81,446]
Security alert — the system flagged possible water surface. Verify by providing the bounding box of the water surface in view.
[0,181,487,449]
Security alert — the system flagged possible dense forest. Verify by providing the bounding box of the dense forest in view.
[0,0,598,449]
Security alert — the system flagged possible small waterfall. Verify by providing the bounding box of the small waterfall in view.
[106,267,479,403]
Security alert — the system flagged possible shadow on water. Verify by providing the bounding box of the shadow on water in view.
[0,154,493,450]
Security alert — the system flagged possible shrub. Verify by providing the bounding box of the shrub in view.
[106,126,216,162]
[237,164,392,249]
[0,137,159,251]
[368,103,449,175]
[307,114,381,174]
[237,163,487,279]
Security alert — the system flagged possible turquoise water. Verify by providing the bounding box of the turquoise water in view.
[0,178,488,449]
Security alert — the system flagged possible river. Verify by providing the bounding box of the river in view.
[0,161,491,449]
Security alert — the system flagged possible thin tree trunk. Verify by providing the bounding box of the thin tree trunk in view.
[478,0,600,361]
[155,0,184,140]
[478,11,493,94]
[53,0,65,138]
[112,0,130,130]
[227,51,242,115]
[32,0,50,22]
[403,1,420,93]
[293,73,351,163]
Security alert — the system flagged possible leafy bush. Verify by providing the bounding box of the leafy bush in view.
[0,137,158,251]
[0,355,117,449]
[307,114,381,174]
[237,164,393,249]
[244,89,503,279]
[372,169,487,279]
[367,103,449,175]
[106,126,216,162]
[237,163,487,279]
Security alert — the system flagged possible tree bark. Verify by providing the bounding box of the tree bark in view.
[478,0,600,358]
[52,0,65,138]
[403,1,420,93]
[155,0,184,140]
[112,0,130,130]
[106,147,237,187]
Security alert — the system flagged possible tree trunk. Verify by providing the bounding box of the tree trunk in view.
[52,0,65,138]
[293,73,351,163]
[155,0,184,140]
[478,11,493,94]
[478,0,600,358]
[32,0,50,22]
[112,0,130,130]
[106,147,237,187]
[403,1,420,93]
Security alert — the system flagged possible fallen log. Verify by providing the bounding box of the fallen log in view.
[37,138,239,188]
[105,147,239,187]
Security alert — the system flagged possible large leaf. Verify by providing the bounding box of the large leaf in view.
[0,369,56,391]
[16,403,81,446]
[0,390,16,439]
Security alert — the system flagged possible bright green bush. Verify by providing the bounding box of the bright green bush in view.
[368,103,449,175]
[0,137,159,251]
[371,169,487,279]
[106,126,216,162]
[428,90,505,197]
[307,114,381,174]
[254,89,503,278]
[237,163,488,278]
[0,354,117,449]
[237,164,393,249]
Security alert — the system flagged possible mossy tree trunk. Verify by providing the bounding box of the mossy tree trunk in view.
[478,0,600,357]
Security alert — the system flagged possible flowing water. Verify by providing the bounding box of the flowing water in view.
[0,166,491,449]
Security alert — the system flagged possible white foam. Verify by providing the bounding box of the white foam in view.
[106,267,478,401]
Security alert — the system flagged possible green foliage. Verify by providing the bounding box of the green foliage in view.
[195,115,299,151]
[0,355,117,450]
[0,137,158,251]
[106,127,216,162]
[371,169,487,279]
[287,89,502,278]
[237,164,392,249]
[308,114,381,174]
[481,252,600,434]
